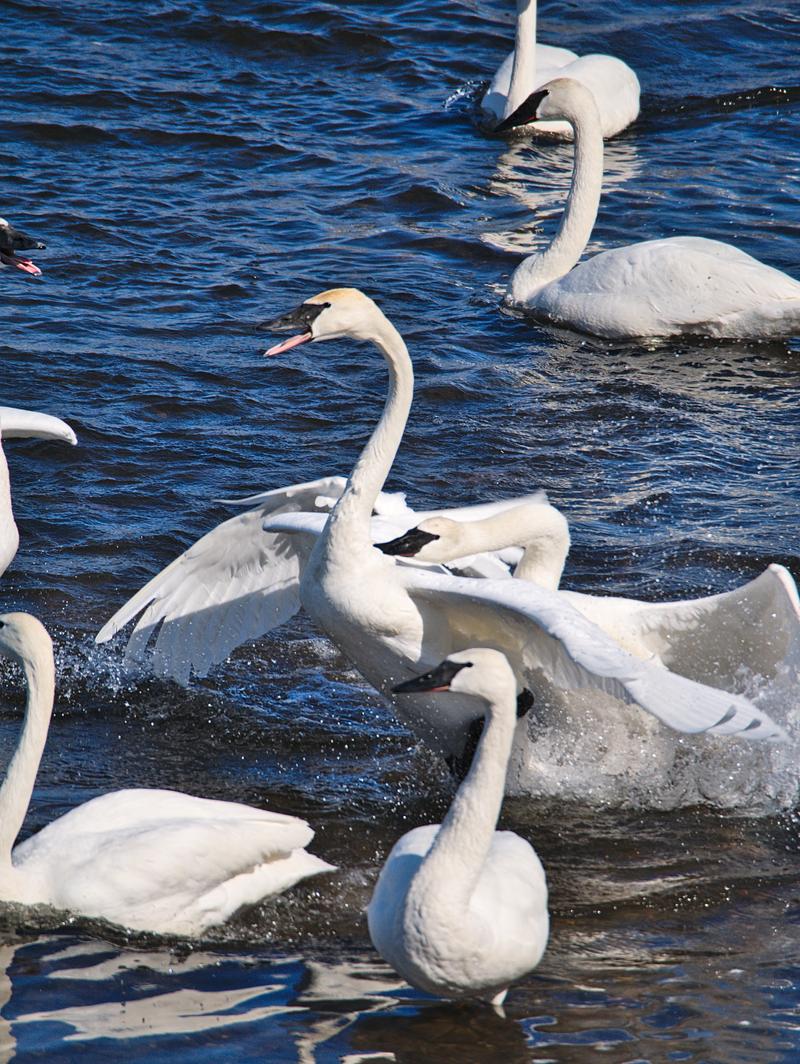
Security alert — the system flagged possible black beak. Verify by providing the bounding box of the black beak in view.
[260,300,330,333]
[495,87,550,133]
[393,658,472,694]
[377,527,440,557]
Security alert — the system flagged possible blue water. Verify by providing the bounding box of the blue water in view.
[2,0,800,1059]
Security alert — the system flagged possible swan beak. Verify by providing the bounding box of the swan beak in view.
[393,658,472,694]
[377,527,440,557]
[495,87,550,133]
[262,301,330,356]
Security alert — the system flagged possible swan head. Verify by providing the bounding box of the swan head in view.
[0,217,45,278]
[393,647,517,705]
[0,613,52,664]
[495,77,595,133]
[264,288,383,355]
[377,520,446,559]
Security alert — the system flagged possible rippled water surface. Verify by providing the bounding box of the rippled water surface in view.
[2,0,800,1059]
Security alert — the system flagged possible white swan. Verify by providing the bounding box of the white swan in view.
[257,288,786,762]
[0,612,334,936]
[1,407,77,578]
[368,648,548,1005]
[376,501,800,691]
[498,78,800,338]
[96,476,536,683]
[481,1,639,138]
[0,218,45,277]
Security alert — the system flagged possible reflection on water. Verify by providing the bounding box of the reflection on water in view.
[481,137,642,253]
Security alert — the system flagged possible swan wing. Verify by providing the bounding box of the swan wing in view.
[0,406,77,445]
[564,564,800,681]
[403,567,787,741]
[96,476,350,683]
[15,789,333,934]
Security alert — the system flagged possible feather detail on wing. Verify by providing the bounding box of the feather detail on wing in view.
[96,476,351,683]
[403,567,788,741]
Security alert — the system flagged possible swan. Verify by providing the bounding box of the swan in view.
[368,648,548,1005]
[498,78,800,338]
[377,501,800,689]
[481,1,639,138]
[0,218,45,277]
[258,287,786,764]
[96,476,537,684]
[1,406,77,578]
[0,612,334,936]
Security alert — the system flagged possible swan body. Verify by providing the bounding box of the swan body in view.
[368,648,548,1005]
[0,613,333,936]
[0,218,45,277]
[500,79,800,338]
[96,477,535,683]
[259,288,786,761]
[377,502,800,691]
[0,407,77,578]
[481,1,639,138]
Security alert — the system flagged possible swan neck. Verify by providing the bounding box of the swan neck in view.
[506,0,537,118]
[0,442,18,579]
[0,643,55,862]
[409,685,516,915]
[510,96,604,301]
[324,315,413,554]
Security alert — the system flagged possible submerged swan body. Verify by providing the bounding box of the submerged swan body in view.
[499,79,800,338]
[0,614,333,936]
[378,502,800,692]
[258,288,785,763]
[481,1,639,138]
[368,649,548,1004]
[0,406,77,578]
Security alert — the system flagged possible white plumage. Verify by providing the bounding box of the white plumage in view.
[0,406,77,578]
[0,613,333,936]
[481,0,639,137]
[500,78,800,338]
[368,649,548,1005]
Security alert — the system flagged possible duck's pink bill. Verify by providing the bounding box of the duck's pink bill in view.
[16,258,41,277]
[265,332,311,356]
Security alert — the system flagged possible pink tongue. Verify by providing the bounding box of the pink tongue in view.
[264,331,311,356]
[15,258,41,277]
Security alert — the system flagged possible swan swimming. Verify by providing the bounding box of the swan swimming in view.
[368,648,548,1005]
[257,288,785,765]
[498,78,800,338]
[0,406,77,578]
[0,218,45,278]
[377,501,800,692]
[0,613,334,936]
[481,0,639,138]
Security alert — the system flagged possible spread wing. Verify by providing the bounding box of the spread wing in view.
[562,564,800,686]
[96,476,350,683]
[98,480,545,683]
[403,567,787,741]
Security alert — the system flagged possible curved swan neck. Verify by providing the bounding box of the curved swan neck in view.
[324,313,414,555]
[408,680,517,915]
[509,87,604,301]
[506,0,538,118]
[0,442,18,579]
[0,637,55,861]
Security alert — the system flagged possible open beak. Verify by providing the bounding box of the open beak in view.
[0,223,46,277]
[262,300,330,356]
[393,658,471,695]
[0,249,43,277]
[377,527,440,557]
